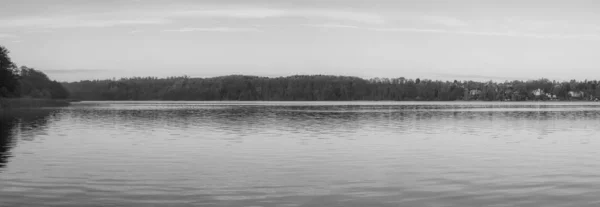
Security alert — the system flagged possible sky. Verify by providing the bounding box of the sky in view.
[1,0,600,82]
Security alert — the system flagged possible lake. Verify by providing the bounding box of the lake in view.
[2,101,600,207]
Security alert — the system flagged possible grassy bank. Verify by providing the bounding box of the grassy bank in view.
[0,98,71,109]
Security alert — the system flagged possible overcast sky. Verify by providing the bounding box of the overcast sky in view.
[1,0,600,82]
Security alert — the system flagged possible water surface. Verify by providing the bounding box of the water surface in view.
[1,101,600,206]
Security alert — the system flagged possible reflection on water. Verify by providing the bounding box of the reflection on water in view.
[0,109,55,170]
[0,115,15,168]
[1,102,600,206]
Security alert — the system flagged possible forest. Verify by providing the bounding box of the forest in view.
[0,46,70,100]
[3,45,599,102]
[63,75,600,101]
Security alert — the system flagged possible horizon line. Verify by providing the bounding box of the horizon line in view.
[57,73,593,83]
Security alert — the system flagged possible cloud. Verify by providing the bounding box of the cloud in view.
[299,23,600,40]
[368,27,600,40]
[420,15,469,27]
[301,24,361,29]
[163,27,261,32]
[0,6,385,30]
[300,10,385,24]
[24,29,54,34]
[173,8,286,19]
[170,8,386,24]
[0,17,169,28]
[0,33,17,38]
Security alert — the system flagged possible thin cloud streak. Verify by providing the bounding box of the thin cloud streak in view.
[163,27,261,32]
[0,17,169,28]
[301,24,361,29]
[304,23,600,40]
[173,8,286,19]
[0,33,17,38]
[419,15,469,27]
[0,7,385,29]
[171,8,386,24]
[301,9,385,24]
[371,27,600,40]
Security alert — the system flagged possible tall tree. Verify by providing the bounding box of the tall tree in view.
[0,46,20,97]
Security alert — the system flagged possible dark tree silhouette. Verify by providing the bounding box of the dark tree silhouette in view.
[1,46,68,100]
[19,66,70,99]
[0,46,20,98]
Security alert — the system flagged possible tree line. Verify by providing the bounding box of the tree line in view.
[3,45,599,102]
[63,75,600,101]
[0,46,69,99]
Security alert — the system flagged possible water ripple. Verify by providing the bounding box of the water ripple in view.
[2,102,600,206]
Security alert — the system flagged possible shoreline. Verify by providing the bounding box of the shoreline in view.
[72,99,599,103]
[71,100,600,105]
[0,98,71,110]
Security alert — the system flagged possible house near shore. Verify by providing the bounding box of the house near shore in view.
[568,91,584,98]
[532,89,543,96]
[469,89,481,96]
[546,93,557,100]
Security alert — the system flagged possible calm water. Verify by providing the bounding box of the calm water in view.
[2,101,600,207]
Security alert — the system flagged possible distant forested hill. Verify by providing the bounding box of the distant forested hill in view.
[62,75,600,101]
